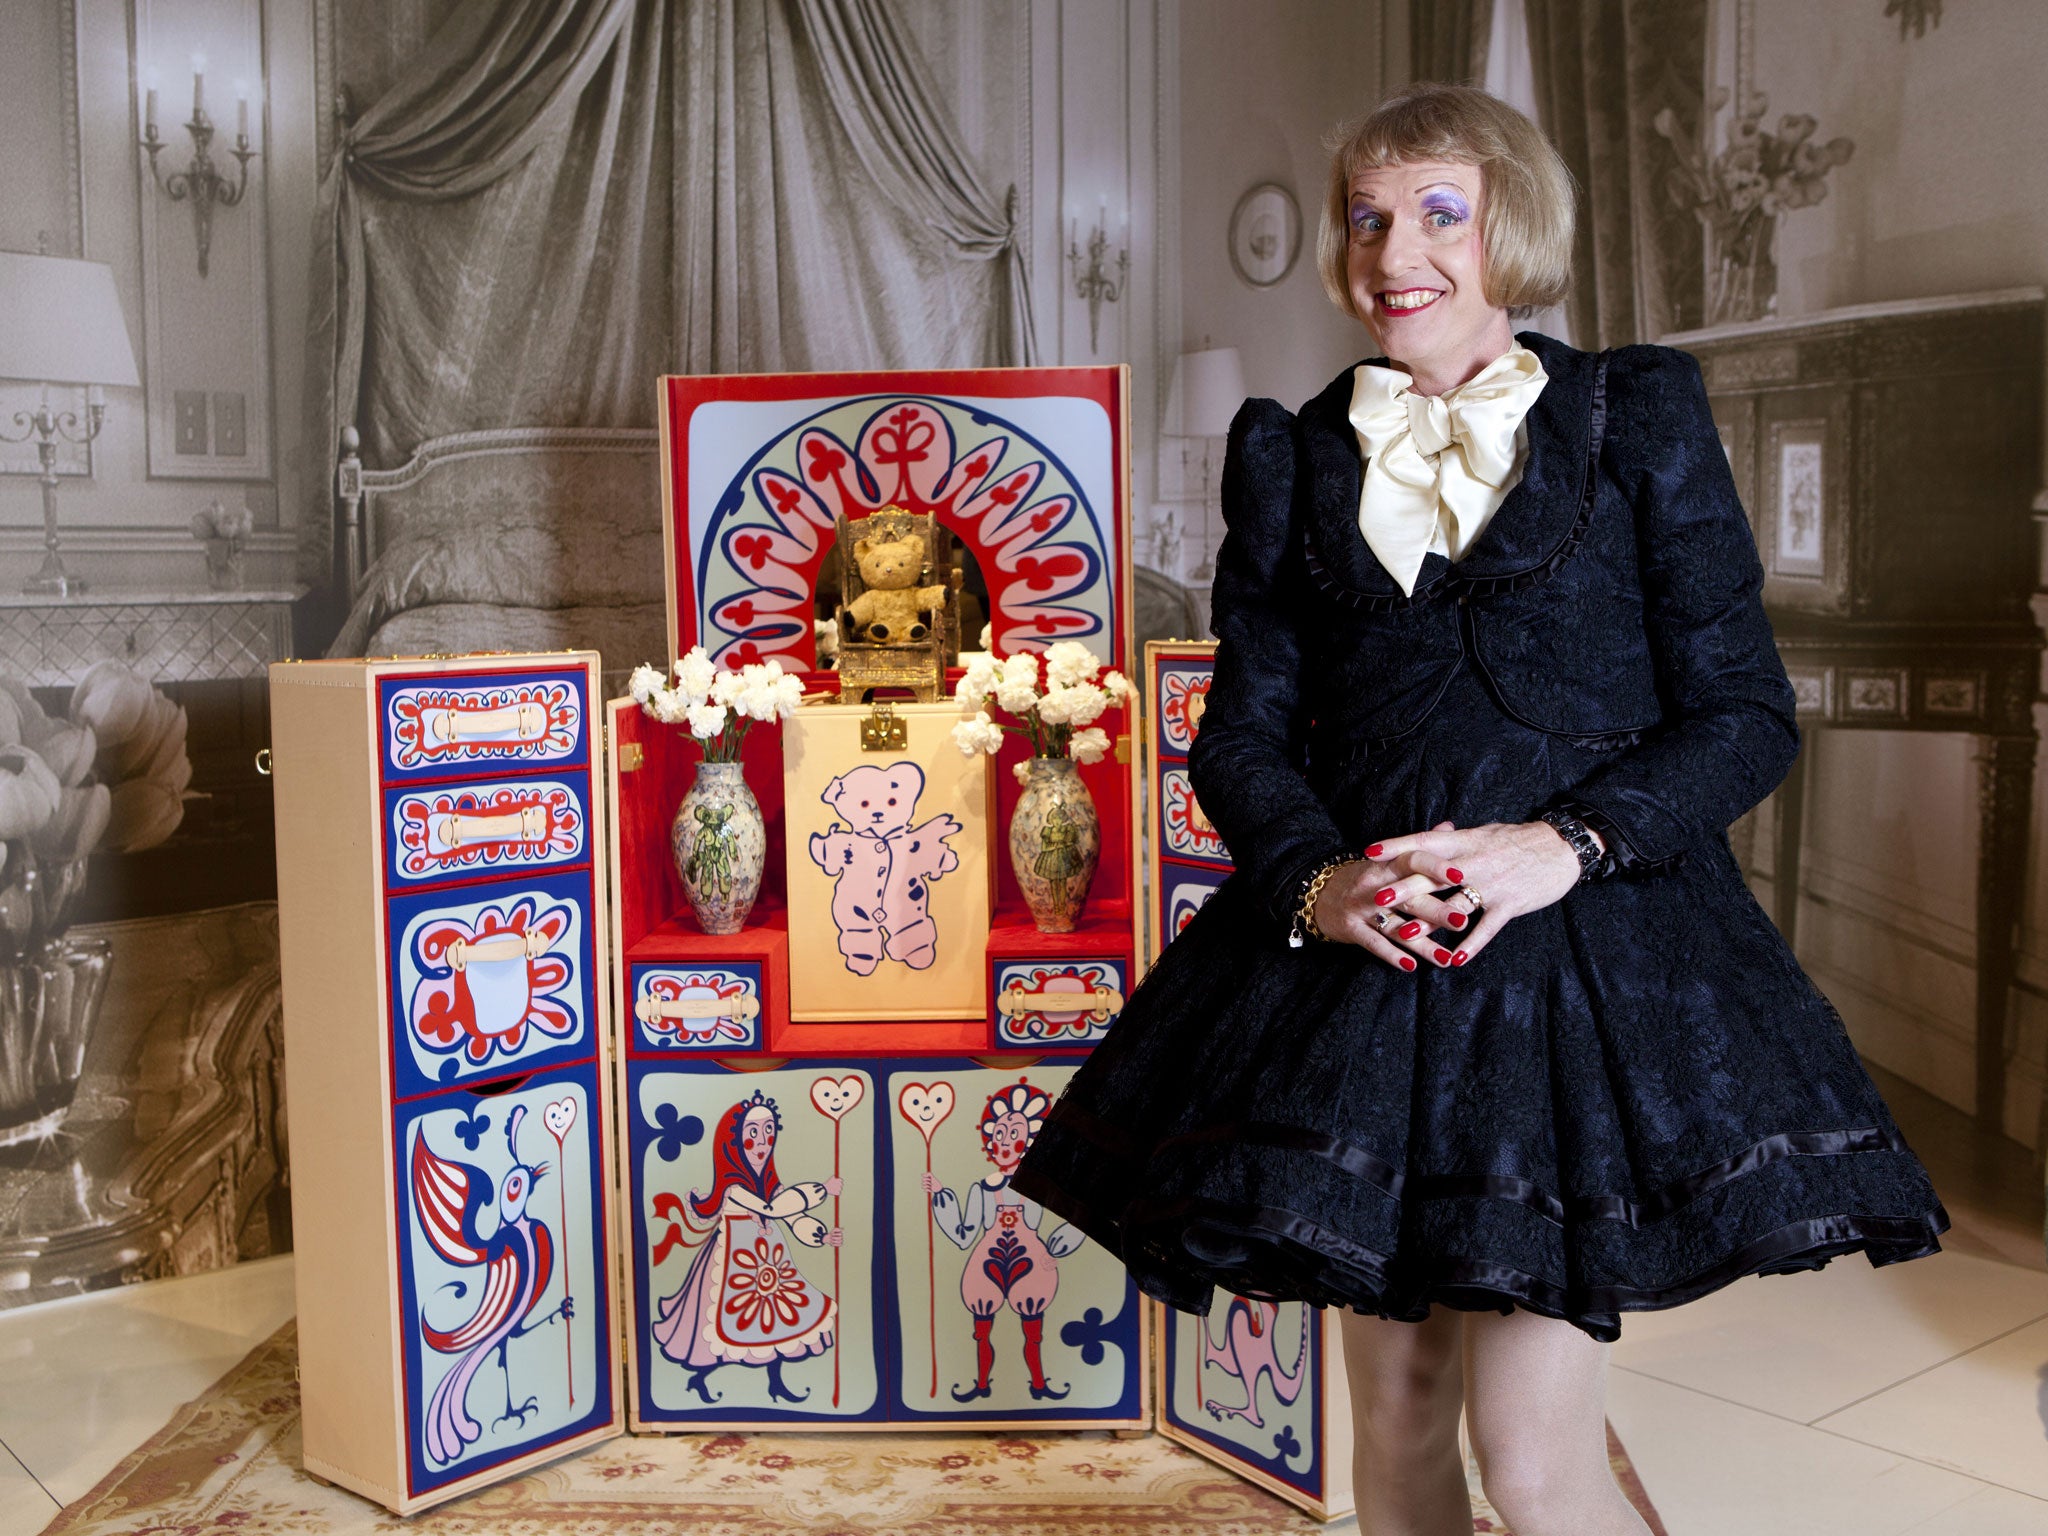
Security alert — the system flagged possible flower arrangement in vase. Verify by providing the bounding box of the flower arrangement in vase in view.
[951,640,1131,934]
[190,498,256,590]
[0,661,193,1144]
[630,646,806,935]
[1655,86,1854,327]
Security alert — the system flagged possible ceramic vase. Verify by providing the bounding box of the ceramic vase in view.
[670,759,765,935]
[1009,755,1100,933]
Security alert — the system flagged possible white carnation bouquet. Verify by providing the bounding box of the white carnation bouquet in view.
[951,640,1132,784]
[629,645,806,762]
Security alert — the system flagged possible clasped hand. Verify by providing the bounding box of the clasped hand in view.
[1310,818,1591,970]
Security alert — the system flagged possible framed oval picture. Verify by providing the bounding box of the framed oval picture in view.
[1228,181,1302,288]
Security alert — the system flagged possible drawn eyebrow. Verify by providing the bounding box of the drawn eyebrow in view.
[1349,179,1470,204]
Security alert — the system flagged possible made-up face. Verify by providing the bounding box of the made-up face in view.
[1343,159,1503,385]
[985,1111,1032,1172]
[741,1107,776,1175]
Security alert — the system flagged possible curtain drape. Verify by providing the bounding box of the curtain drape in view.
[1410,0,1494,86]
[301,0,1035,588]
[1524,0,1707,349]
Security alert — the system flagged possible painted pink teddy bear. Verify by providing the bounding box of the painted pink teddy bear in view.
[807,761,963,974]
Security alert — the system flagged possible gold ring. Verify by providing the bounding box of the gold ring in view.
[1458,883,1485,907]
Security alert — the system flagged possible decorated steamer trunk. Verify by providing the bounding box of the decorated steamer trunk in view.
[609,366,1149,1431]
[1143,641,1358,1523]
[270,655,621,1515]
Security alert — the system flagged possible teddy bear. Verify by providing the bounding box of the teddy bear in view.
[845,531,951,645]
[807,760,962,975]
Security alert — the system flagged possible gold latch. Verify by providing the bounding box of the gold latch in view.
[618,742,644,772]
[1114,732,1131,765]
[861,699,907,751]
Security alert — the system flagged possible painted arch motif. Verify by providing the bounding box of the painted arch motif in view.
[693,396,1114,670]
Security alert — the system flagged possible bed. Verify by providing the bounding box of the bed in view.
[330,425,669,696]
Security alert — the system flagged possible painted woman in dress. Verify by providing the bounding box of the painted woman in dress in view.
[650,1088,843,1405]
[922,1078,1083,1401]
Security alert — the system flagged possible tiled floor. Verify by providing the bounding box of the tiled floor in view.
[1,1066,2042,1536]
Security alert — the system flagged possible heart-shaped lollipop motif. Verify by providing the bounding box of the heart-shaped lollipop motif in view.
[809,1074,866,1122]
[895,1081,955,1146]
[542,1097,577,1139]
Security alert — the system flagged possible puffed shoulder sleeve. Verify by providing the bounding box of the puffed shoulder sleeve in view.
[1540,345,1800,871]
[1187,397,1353,925]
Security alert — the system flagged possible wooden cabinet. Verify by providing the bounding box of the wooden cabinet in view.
[270,654,621,1514]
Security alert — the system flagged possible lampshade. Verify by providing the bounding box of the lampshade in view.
[0,252,140,388]
[1164,346,1246,438]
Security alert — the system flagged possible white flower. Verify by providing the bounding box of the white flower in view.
[646,688,691,724]
[770,673,805,719]
[994,651,1042,715]
[1068,726,1111,764]
[686,701,728,739]
[674,647,718,705]
[954,653,1001,707]
[710,667,747,707]
[1012,759,1031,786]
[1101,669,1133,704]
[1001,650,1040,685]
[629,664,665,705]
[1044,684,1108,728]
[1044,641,1102,690]
[951,711,1004,756]
[978,621,993,651]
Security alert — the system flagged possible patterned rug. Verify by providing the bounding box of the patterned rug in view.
[40,1323,1666,1534]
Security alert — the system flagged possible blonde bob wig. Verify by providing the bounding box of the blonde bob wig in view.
[1317,82,1575,323]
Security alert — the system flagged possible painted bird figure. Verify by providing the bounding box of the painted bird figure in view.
[411,1102,574,1466]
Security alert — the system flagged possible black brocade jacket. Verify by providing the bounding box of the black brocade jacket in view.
[1188,328,1802,926]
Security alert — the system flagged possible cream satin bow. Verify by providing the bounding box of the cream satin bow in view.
[1348,341,1549,597]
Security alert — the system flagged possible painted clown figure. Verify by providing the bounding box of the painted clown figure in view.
[921,1078,1084,1401]
[650,1090,842,1405]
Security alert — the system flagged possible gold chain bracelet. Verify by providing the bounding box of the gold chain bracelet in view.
[1289,856,1359,947]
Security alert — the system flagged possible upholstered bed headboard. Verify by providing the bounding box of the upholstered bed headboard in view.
[330,425,667,694]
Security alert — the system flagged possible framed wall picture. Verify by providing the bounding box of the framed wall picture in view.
[1228,182,1301,289]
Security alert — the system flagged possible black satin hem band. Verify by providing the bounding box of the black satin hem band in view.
[1010,1150,1951,1343]
[1047,1096,1920,1232]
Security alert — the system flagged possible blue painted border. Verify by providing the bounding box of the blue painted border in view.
[392,1058,615,1499]
[376,666,591,786]
[877,1055,1144,1425]
[382,775,593,892]
[625,1058,891,1427]
[627,962,765,1053]
[1161,1295,1326,1503]
[386,868,598,1099]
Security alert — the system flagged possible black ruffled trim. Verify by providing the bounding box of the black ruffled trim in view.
[1052,1099,1917,1231]
[1302,349,1612,612]
[1014,1096,1951,1342]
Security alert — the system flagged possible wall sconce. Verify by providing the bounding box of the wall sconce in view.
[140,54,259,279]
[1066,199,1129,352]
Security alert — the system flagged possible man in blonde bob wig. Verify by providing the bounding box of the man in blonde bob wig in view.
[1317,82,1576,323]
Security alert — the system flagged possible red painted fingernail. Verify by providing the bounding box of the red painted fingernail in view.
[1375,887,1397,906]
[1451,950,1468,966]
[1433,947,1450,964]
[1399,921,1423,939]
[1445,867,1463,883]
[1365,842,1384,857]
[1399,956,1417,971]
[1447,911,1467,927]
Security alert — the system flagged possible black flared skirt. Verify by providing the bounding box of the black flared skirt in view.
[1010,665,1950,1342]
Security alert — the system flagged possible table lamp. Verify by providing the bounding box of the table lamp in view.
[1163,344,1245,581]
[0,251,142,595]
